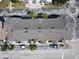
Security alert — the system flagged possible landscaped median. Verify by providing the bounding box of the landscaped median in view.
[8,11,60,19]
[27,10,49,20]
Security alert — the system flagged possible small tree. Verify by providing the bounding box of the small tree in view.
[43,13,48,19]
[28,11,37,20]
[8,44,15,50]
[29,44,37,51]
[29,39,37,51]
[1,39,15,51]
[1,41,8,51]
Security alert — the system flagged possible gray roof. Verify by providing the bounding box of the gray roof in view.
[40,0,47,3]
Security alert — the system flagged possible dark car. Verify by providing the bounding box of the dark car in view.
[48,14,60,18]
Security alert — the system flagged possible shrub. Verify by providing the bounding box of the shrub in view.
[8,44,15,50]
[52,0,69,4]
[43,13,48,19]
[1,42,15,51]
[10,0,19,3]
[29,44,37,51]
[1,42,8,51]
[28,11,37,20]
